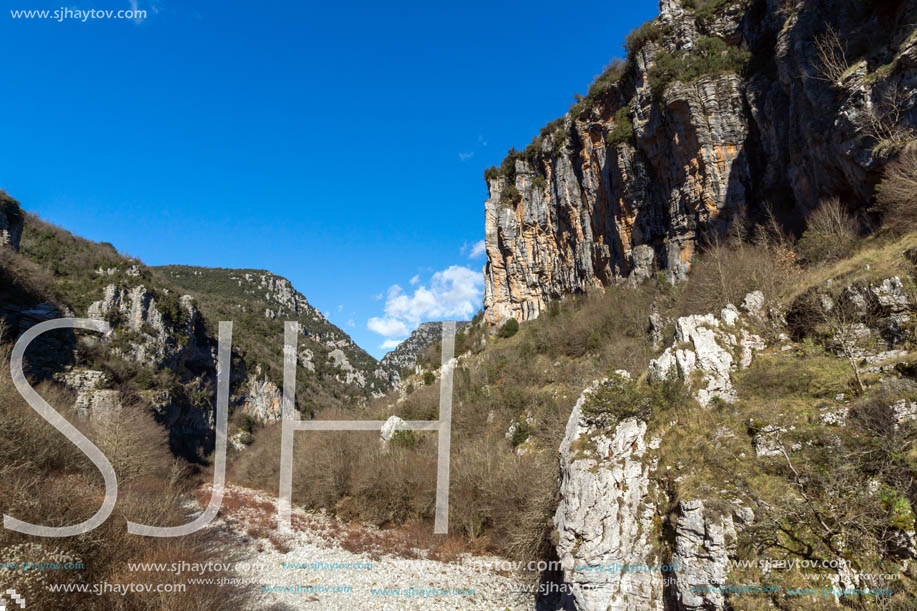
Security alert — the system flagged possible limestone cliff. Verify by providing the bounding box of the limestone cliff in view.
[483,0,917,324]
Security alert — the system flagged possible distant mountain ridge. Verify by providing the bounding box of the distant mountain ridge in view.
[379,320,471,386]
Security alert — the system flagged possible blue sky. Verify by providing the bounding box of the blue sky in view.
[1,0,659,358]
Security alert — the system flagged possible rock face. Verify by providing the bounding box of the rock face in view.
[88,285,201,368]
[0,192,24,251]
[86,282,221,457]
[555,381,747,611]
[379,321,470,387]
[380,415,408,444]
[483,0,917,324]
[666,500,736,611]
[787,274,915,355]
[554,381,665,611]
[55,369,121,422]
[242,375,283,422]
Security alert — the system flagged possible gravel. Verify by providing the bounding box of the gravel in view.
[199,485,535,610]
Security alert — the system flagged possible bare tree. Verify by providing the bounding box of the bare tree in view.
[806,196,858,239]
[812,288,882,394]
[814,25,849,83]
[859,86,915,156]
[876,147,917,231]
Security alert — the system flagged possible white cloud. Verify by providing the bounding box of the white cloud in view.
[458,152,474,161]
[367,316,411,338]
[409,274,420,286]
[367,265,484,338]
[337,304,344,312]
[347,319,355,328]
[374,293,383,301]
[468,239,486,259]
[380,338,404,350]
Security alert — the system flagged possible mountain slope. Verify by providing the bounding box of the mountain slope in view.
[0,203,389,458]
[154,265,390,400]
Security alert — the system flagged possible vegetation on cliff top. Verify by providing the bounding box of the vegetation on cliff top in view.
[647,36,751,97]
[0,190,24,227]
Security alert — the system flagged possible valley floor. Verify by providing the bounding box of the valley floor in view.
[192,484,534,610]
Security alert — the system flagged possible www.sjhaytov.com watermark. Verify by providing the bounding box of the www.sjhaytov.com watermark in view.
[9,8,146,22]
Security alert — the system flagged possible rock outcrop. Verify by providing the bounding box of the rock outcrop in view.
[242,375,283,422]
[483,0,917,324]
[666,500,736,611]
[88,285,201,368]
[0,192,24,251]
[648,292,766,406]
[554,380,665,611]
[55,369,121,421]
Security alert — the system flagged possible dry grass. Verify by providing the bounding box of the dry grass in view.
[0,342,251,610]
[783,231,917,302]
[678,234,802,316]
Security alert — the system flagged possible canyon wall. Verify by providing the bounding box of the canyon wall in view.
[483,0,917,324]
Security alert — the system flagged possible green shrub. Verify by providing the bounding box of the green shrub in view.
[606,106,634,147]
[797,230,855,265]
[648,37,750,97]
[880,487,915,530]
[510,418,532,447]
[586,58,627,99]
[625,20,665,58]
[582,373,691,421]
[423,371,435,386]
[797,197,858,264]
[389,429,418,450]
[683,0,747,24]
[498,318,519,338]
[499,184,522,208]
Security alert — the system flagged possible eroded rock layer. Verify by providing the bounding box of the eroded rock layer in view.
[484,0,917,324]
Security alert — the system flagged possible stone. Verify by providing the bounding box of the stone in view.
[820,405,849,426]
[887,399,917,430]
[648,312,666,350]
[380,416,408,444]
[720,304,739,327]
[242,376,283,422]
[740,292,765,319]
[871,277,909,313]
[649,307,763,407]
[753,425,787,457]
